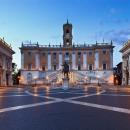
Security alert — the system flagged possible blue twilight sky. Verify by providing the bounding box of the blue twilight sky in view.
[0,0,130,68]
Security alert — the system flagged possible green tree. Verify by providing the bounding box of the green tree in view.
[12,63,20,85]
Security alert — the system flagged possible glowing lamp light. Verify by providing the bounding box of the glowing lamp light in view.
[46,76,49,80]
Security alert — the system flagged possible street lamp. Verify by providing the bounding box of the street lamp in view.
[33,76,37,87]
[85,76,87,84]
[97,75,100,86]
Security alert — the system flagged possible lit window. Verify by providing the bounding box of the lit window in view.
[27,73,32,82]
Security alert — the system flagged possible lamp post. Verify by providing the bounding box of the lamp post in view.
[33,77,37,87]
[97,75,100,86]
[85,76,87,85]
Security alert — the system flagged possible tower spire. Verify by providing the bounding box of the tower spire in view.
[63,20,73,46]
[67,19,69,24]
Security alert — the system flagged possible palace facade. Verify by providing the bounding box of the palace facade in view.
[0,38,15,86]
[120,40,130,86]
[20,21,114,85]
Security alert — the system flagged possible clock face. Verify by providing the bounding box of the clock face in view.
[66,42,70,45]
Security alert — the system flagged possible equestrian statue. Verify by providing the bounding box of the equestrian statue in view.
[62,61,70,78]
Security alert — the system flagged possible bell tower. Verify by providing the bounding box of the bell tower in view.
[63,20,73,47]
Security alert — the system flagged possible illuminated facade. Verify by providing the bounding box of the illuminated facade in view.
[0,38,15,86]
[120,40,130,86]
[20,21,114,85]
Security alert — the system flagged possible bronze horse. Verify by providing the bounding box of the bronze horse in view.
[62,62,69,78]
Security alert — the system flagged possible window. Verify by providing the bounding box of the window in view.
[66,29,69,33]
[78,65,81,70]
[28,52,31,56]
[42,66,45,71]
[78,52,81,61]
[27,73,32,82]
[66,39,69,44]
[103,50,106,54]
[103,63,107,70]
[89,51,92,56]
[0,56,3,68]
[28,64,32,70]
[42,53,46,56]
[78,52,81,56]
[89,64,92,70]
[65,52,69,61]
[53,53,57,60]
[66,52,69,56]
[6,59,10,70]
[53,65,56,70]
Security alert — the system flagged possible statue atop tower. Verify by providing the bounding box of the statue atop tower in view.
[63,20,73,47]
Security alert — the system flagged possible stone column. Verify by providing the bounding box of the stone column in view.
[21,53,24,69]
[2,71,6,86]
[3,55,6,70]
[122,58,127,85]
[83,52,87,70]
[47,53,51,70]
[35,53,40,70]
[72,52,76,70]
[59,52,62,70]
[95,51,99,70]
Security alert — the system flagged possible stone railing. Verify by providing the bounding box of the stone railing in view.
[22,42,113,48]
[0,37,12,49]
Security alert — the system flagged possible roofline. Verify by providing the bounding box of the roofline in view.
[120,40,130,53]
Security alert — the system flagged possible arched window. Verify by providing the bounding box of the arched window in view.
[66,29,69,33]
[66,39,69,43]
[103,63,107,70]
[27,73,32,82]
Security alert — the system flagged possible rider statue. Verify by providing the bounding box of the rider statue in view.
[62,61,69,78]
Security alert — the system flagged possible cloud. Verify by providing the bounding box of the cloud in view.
[99,18,130,26]
[95,28,130,45]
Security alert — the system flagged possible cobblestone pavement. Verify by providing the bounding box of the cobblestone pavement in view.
[0,86,130,130]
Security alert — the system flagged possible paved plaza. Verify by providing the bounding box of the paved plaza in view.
[0,86,130,130]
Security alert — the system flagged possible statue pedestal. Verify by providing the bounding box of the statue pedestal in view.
[62,78,69,90]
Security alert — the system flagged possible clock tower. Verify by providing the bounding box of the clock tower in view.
[63,20,73,47]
